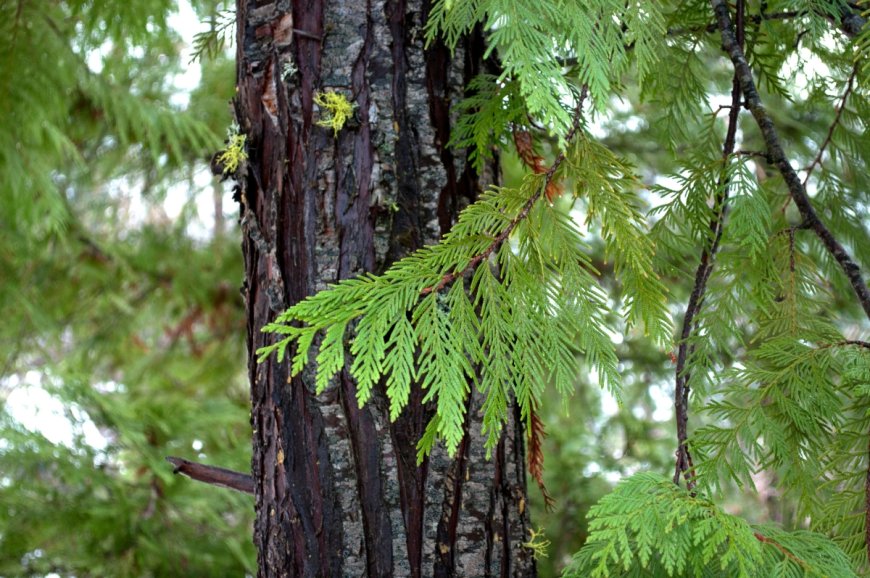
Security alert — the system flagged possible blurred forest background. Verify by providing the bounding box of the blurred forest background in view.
[0,1,866,576]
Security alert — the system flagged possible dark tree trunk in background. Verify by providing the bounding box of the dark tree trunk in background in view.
[235,0,535,575]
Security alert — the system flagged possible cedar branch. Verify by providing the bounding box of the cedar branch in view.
[754,532,812,570]
[711,0,870,321]
[802,63,858,187]
[814,339,870,351]
[711,0,870,562]
[421,86,588,296]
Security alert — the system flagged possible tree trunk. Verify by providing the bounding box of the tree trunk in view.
[235,1,535,576]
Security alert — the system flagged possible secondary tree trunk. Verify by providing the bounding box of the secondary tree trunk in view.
[235,1,535,576]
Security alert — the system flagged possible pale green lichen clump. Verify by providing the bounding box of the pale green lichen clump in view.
[314,91,354,136]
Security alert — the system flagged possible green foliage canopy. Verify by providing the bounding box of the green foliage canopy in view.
[0,0,254,575]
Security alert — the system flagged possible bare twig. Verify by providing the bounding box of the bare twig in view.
[667,11,802,36]
[673,0,745,492]
[802,64,859,186]
[165,456,254,495]
[814,339,870,351]
[735,149,767,158]
[421,87,588,296]
[711,0,870,321]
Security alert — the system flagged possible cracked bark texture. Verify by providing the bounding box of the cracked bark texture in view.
[234,0,536,576]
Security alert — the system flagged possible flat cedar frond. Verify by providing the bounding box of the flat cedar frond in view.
[426,0,666,129]
[567,134,673,345]
[692,339,868,499]
[259,179,611,457]
[563,472,856,578]
[450,75,528,173]
[259,124,670,458]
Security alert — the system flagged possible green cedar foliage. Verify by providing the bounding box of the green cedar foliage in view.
[2,0,869,575]
[563,473,856,577]
[426,0,666,131]
[259,143,671,457]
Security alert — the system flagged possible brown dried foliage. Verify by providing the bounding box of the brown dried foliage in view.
[513,130,563,203]
[529,408,555,510]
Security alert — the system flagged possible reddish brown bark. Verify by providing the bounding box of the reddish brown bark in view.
[234,0,535,575]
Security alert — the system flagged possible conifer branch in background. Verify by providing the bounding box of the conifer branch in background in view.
[802,63,859,186]
[710,0,870,322]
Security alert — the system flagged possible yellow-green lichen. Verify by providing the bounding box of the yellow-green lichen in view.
[216,129,248,175]
[314,91,355,136]
[522,527,551,560]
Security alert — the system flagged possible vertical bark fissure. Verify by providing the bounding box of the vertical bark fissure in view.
[386,0,422,261]
[291,0,325,133]
[421,0,458,236]
[429,20,494,236]
[496,437,510,578]
[507,401,535,576]
[286,2,343,568]
[433,408,472,577]
[331,1,398,574]
[276,41,340,577]
[390,413,430,578]
[485,458,497,577]
[238,0,345,574]
[382,1,432,575]
[339,373,395,575]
